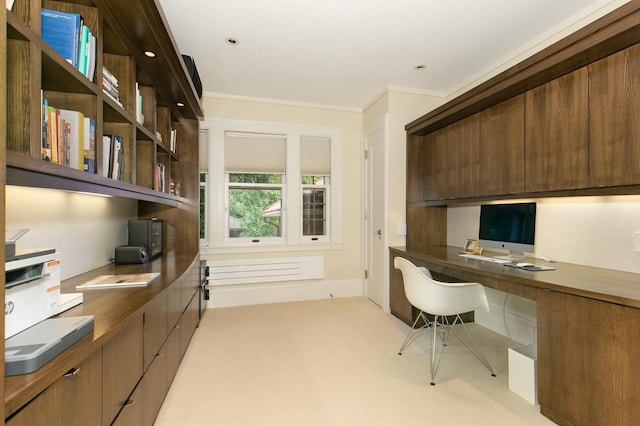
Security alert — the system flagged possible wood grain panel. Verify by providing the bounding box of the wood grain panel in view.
[478,96,525,196]
[406,134,425,203]
[102,315,144,426]
[538,290,640,425]
[446,114,480,198]
[525,67,589,192]
[423,128,447,201]
[406,206,447,248]
[589,44,640,187]
[6,349,103,426]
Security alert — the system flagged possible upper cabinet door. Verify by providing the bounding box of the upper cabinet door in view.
[478,95,525,197]
[423,127,448,201]
[589,44,640,187]
[525,68,589,192]
[446,114,480,199]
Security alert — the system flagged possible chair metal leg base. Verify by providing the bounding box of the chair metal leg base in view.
[398,311,431,355]
[428,315,496,385]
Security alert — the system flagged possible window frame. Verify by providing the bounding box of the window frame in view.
[201,118,342,253]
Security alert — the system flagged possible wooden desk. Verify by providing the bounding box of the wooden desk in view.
[390,246,640,426]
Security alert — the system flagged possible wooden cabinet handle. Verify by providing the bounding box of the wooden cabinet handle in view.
[123,399,136,407]
[156,352,164,358]
[63,367,81,377]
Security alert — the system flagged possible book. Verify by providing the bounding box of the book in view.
[47,106,58,164]
[41,96,50,161]
[76,272,160,289]
[86,33,97,81]
[57,109,85,170]
[41,9,81,67]
[111,135,123,180]
[77,25,90,76]
[83,117,95,173]
[102,135,113,178]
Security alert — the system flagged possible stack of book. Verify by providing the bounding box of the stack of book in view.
[41,96,95,173]
[41,8,96,81]
[102,67,123,108]
[103,134,124,180]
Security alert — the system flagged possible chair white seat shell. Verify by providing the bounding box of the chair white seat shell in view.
[394,256,495,385]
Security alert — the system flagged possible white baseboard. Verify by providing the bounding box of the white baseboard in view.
[207,279,363,308]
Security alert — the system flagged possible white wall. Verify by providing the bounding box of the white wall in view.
[5,186,137,280]
[448,195,640,344]
[447,196,640,274]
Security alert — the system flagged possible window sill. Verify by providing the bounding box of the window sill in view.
[199,242,343,256]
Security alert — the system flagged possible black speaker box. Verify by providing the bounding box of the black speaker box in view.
[182,54,202,98]
[115,245,149,264]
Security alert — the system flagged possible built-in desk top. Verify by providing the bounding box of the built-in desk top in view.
[390,246,640,308]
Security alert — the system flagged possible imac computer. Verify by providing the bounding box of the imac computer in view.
[478,202,536,260]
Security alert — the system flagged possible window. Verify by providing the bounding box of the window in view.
[199,129,209,244]
[301,135,331,241]
[201,119,341,252]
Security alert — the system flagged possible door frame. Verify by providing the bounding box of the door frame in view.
[363,114,389,312]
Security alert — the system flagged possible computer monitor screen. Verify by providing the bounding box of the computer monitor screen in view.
[478,202,536,259]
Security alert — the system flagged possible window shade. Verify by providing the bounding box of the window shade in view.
[225,131,286,173]
[301,135,330,175]
[199,129,209,172]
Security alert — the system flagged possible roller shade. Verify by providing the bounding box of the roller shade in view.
[225,131,286,173]
[301,135,331,175]
[199,129,209,172]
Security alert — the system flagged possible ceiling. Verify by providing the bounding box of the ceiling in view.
[158,0,628,110]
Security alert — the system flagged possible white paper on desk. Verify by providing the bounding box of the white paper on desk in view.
[76,272,160,289]
[7,0,15,10]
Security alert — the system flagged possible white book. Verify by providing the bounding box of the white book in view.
[76,273,160,289]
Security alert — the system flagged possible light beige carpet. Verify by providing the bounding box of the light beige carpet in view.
[155,297,556,425]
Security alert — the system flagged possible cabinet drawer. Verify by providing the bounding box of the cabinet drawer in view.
[144,292,169,370]
[102,315,144,426]
[6,349,102,426]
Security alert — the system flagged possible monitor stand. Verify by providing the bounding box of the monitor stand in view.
[507,250,526,261]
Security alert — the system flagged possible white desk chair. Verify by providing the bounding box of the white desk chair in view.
[394,256,496,385]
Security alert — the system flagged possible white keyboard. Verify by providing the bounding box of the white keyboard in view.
[458,253,513,264]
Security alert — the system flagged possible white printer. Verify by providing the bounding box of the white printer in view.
[5,238,92,375]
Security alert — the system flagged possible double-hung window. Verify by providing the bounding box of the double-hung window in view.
[201,119,341,251]
[225,132,286,243]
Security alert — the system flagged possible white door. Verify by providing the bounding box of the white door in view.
[364,115,388,309]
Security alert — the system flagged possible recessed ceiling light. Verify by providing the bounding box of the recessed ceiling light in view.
[414,64,426,70]
[144,50,157,58]
[225,37,239,46]
[176,102,185,107]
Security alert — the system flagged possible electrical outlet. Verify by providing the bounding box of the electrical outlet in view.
[634,231,640,253]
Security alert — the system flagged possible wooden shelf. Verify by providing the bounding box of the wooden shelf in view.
[6,151,180,206]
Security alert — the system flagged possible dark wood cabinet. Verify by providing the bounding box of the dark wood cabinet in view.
[102,315,144,426]
[6,349,102,426]
[3,1,203,423]
[446,114,480,199]
[144,293,169,370]
[537,289,640,425]
[478,96,524,196]
[588,43,640,187]
[525,68,589,192]
[423,128,448,201]
[402,5,640,424]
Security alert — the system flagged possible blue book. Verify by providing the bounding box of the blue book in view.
[41,8,81,67]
